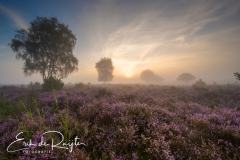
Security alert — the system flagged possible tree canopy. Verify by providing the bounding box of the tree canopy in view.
[9,17,78,81]
[177,73,196,83]
[140,69,163,83]
[95,57,114,82]
[234,72,240,81]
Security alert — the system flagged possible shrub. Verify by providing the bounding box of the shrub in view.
[75,82,85,89]
[28,81,42,89]
[42,76,64,91]
[192,79,207,91]
[177,73,196,83]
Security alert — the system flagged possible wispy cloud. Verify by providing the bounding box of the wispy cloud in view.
[87,0,240,77]
[0,4,28,29]
[77,0,240,81]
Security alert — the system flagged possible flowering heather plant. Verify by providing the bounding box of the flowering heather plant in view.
[0,84,240,159]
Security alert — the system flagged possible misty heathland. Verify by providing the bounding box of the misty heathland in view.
[0,84,240,159]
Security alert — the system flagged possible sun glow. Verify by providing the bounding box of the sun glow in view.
[125,72,133,78]
[112,58,142,78]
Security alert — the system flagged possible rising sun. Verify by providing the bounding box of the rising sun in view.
[125,73,133,78]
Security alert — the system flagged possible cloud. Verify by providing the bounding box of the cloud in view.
[0,4,28,29]
[78,0,240,80]
[97,0,240,77]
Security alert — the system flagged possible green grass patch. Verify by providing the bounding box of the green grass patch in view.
[0,96,25,120]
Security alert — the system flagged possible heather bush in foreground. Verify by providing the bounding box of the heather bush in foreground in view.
[42,76,64,91]
[0,84,240,159]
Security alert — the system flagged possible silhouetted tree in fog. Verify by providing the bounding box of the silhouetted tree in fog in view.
[234,72,240,81]
[140,69,163,83]
[95,57,114,82]
[177,73,196,83]
[9,17,78,81]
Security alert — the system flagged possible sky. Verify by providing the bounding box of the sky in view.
[0,0,240,85]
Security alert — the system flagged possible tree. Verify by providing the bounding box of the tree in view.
[95,57,114,82]
[177,73,196,83]
[140,69,163,83]
[234,72,240,81]
[9,17,78,81]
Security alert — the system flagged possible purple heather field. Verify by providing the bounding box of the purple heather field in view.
[0,84,240,159]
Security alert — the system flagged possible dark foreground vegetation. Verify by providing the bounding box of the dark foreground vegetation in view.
[0,83,240,159]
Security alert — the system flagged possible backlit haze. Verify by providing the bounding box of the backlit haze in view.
[0,0,240,85]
